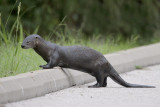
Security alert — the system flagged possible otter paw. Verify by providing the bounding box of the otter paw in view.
[42,66,50,69]
[88,83,100,88]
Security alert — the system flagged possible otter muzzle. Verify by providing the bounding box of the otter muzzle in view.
[21,45,25,48]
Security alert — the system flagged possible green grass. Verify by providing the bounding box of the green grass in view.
[0,32,139,77]
[135,66,143,69]
[0,44,45,77]
[0,12,151,78]
[0,24,159,78]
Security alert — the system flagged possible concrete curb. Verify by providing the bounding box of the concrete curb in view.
[1,43,160,104]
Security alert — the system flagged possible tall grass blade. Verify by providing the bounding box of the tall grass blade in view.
[5,0,18,28]
[33,26,39,34]
[19,23,24,43]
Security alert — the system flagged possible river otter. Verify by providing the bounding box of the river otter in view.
[21,34,155,88]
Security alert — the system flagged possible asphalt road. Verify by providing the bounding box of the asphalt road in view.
[6,65,160,107]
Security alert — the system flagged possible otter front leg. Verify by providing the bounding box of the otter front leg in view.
[39,59,53,69]
[88,72,106,88]
[40,54,59,69]
[40,59,58,69]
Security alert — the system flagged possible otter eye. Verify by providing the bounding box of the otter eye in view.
[26,41,30,44]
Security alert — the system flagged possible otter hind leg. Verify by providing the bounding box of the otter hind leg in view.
[88,73,106,88]
[102,76,108,87]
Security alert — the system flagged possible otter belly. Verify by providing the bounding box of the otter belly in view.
[58,61,92,74]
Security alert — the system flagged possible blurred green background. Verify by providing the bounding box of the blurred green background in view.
[1,0,160,77]
[1,0,160,42]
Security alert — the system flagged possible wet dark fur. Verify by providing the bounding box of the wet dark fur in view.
[21,34,155,88]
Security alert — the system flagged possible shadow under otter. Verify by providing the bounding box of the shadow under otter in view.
[21,34,155,88]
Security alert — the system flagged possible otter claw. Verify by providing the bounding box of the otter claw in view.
[39,65,50,69]
[39,65,44,68]
[88,83,100,88]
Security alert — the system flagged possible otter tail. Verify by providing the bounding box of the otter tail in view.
[109,68,155,88]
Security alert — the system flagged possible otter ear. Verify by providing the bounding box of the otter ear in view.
[35,36,38,44]
[35,36,39,41]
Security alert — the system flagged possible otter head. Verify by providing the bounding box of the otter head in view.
[21,34,41,49]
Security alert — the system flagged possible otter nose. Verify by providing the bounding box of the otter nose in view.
[21,45,25,48]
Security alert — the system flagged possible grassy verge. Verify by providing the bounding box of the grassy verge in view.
[0,33,140,77]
